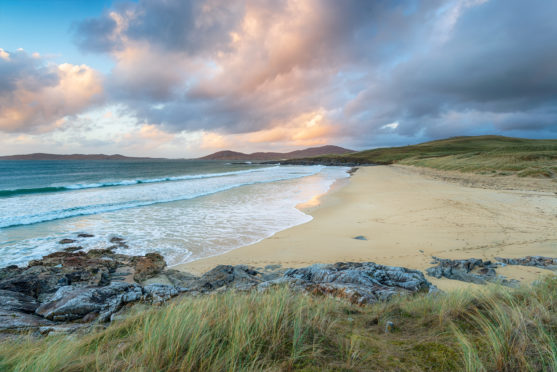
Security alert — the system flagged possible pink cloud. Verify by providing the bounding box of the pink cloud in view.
[0,50,103,133]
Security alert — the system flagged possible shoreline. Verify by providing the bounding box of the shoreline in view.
[166,167,352,269]
[176,165,557,290]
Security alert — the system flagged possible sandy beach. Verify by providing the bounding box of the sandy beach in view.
[177,165,557,290]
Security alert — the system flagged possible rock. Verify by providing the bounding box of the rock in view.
[63,246,83,253]
[143,269,198,288]
[0,250,169,301]
[39,323,90,336]
[495,256,557,271]
[0,309,53,331]
[59,239,76,244]
[264,264,282,271]
[143,284,180,304]
[0,265,68,301]
[426,257,518,286]
[0,253,446,334]
[36,282,143,322]
[0,289,40,313]
[109,236,129,249]
[77,233,94,238]
[191,265,262,292]
[87,248,115,257]
[261,262,435,304]
[132,253,166,282]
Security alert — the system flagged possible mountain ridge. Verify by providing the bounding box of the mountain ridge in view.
[199,145,355,161]
[0,153,165,161]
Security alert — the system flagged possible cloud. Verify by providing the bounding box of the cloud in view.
[74,0,440,140]
[0,49,103,133]
[31,0,557,151]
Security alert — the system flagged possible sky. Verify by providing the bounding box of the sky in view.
[0,0,556,158]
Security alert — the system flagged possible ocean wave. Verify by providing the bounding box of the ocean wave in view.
[0,166,277,198]
[0,168,323,229]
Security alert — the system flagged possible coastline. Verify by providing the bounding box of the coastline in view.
[176,165,557,291]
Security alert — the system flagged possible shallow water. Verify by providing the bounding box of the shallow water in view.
[0,160,348,267]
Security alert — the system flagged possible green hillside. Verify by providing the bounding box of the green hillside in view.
[288,136,557,178]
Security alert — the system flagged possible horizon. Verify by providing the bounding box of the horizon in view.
[1,0,556,158]
[0,143,354,159]
[2,135,556,160]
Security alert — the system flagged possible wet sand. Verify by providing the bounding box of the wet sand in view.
[176,165,557,290]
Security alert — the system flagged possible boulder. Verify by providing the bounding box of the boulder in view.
[143,284,181,304]
[0,309,53,331]
[36,282,143,322]
[143,269,198,288]
[426,257,519,286]
[59,239,77,244]
[131,253,166,282]
[191,265,262,292]
[495,256,557,271]
[260,262,435,304]
[77,233,94,238]
[0,289,40,313]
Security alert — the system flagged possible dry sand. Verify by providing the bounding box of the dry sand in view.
[177,165,557,290]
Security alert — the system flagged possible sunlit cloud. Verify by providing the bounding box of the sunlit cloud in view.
[0,49,103,133]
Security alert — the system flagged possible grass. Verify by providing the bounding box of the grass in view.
[291,135,557,178]
[1,277,555,371]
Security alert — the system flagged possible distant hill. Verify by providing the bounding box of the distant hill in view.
[0,153,164,161]
[282,135,557,178]
[199,145,355,161]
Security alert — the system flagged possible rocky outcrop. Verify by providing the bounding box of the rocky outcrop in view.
[426,257,519,286]
[0,251,438,334]
[495,256,557,271]
[262,262,436,304]
[0,241,183,334]
[36,282,144,322]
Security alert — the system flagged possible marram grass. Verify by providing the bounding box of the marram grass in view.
[0,278,555,371]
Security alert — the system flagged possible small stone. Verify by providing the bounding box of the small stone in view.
[59,239,77,245]
[77,233,94,238]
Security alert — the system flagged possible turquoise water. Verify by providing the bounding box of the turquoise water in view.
[0,160,348,267]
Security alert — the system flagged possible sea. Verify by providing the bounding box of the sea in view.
[0,160,349,268]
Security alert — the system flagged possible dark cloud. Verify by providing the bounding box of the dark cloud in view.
[0,50,59,94]
[72,0,557,146]
[74,15,119,53]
